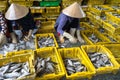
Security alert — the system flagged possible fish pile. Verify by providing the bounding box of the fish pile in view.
[100,15,106,20]
[0,62,30,79]
[111,5,120,9]
[104,34,116,42]
[94,6,108,10]
[64,58,87,75]
[88,52,113,68]
[38,36,55,48]
[35,57,57,77]
[0,39,35,56]
[88,34,101,43]
[59,40,72,48]
[98,28,105,33]
[112,13,120,18]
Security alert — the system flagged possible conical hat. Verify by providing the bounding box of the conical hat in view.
[5,3,29,20]
[62,2,86,18]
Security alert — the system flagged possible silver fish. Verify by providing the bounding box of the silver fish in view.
[88,52,113,68]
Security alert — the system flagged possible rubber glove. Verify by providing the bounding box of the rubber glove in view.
[63,31,77,43]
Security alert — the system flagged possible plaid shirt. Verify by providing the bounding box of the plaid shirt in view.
[0,13,7,34]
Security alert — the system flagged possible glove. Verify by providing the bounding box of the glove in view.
[76,30,85,43]
[0,33,7,47]
[63,32,77,43]
[59,35,64,43]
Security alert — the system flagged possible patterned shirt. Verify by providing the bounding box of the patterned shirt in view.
[0,13,7,34]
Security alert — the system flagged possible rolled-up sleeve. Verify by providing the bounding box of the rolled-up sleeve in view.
[0,14,7,34]
[57,15,68,35]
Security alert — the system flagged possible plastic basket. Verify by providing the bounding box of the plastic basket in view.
[102,20,120,35]
[47,17,57,21]
[105,0,120,4]
[103,33,120,43]
[46,6,60,13]
[9,1,33,7]
[37,21,55,33]
[0,53,35,80]
[58,47,95,80]
[105,12,120,25]
[6,50,33,58]
[81,45,119,74]
[0,1,7,7]
[81,30,111,45]
[40,1,60,7]
[30,7,45,13]
[35,33,58,49]
[87,0,105,5]
[80,22,92,30]
[35,47,65,80]
[89,5,114,16]
[86,12,103,27]
[34,17,46,22]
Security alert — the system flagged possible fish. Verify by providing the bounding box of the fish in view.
[0,62,30,79]
[88,52,113,68]
[0,38,35,56]
[35,57,57,77]
[38,37,55,48]
[88,34,102,43]
[64,58,87,75]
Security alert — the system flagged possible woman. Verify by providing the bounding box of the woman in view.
[54,2,85,43]
[5,3,38,43]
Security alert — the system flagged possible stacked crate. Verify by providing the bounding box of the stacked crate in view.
[0,0,8,12]
[9,0,34,7]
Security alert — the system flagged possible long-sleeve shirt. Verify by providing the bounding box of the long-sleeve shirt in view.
[7,10,36,33]
[54,13,80,35]
[0,13,7,34]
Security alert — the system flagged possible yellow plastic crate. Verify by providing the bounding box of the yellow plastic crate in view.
[105,0,120,4]
[103,44,120,67]
[102,20,120,34]
[87,0,105,5]
[114,34,120,42]
[0,53,35,80]
[0,1,7,7]
[81,30,111,45]
[81,45,119,74]
[86,12,103,27]
[42,13,60,17]
[9,1,33,7]
[30,7,45,13]
[58,47,95,80]
[105,12,120,25]
[46,16,57,21]
[46,6,60,13]
[35,48,65,80]
[35,33,58,49]
[34,17,46,22]
[37,21,55,33]
[103,33,120,43]
[0,54,3,59]
[80,22,92,30]
[89,5,114,16]
[6,50,33,58]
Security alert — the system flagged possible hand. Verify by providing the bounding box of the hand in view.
[24,36,30,41]
[59,36,64,43]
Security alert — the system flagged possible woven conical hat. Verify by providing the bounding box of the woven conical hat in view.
[62,2,86,18]
[5,3,29,20]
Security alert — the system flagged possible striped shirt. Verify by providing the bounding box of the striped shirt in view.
[0,13,7,34]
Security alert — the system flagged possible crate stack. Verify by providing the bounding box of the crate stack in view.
[9,0,34,7]
[0,0,8,12]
